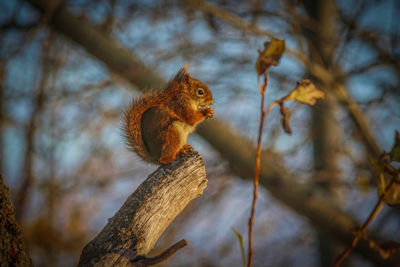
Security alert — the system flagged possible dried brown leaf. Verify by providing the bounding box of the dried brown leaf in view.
[379,241,400,257]
[369,240,400,259]
[255,39,285,75]
[378,176,400,208]
[384,183,400,208]
[285,79,325,105]
[280,104,292,134]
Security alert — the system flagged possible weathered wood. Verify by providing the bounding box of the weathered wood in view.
[78,151,207,266]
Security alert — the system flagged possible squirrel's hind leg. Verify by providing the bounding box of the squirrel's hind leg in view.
[158,128,182,164]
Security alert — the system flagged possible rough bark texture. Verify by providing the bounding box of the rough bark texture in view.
[78,151,207,267]
[0,175,32,266]
[27,0,399,265]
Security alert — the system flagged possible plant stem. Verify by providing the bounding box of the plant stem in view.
[332,178,395,267]
[248,74,268,267]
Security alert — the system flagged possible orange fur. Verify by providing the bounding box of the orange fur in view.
[123,68,214,164]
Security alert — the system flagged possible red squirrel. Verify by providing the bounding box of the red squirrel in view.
[123,68,214,164]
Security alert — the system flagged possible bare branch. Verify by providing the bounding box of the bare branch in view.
[248,74,269,267]
[333,179,396,267]
[334,84,381,157]
[133,239,188,266]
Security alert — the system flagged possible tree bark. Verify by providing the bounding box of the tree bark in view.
[78,152,207,266]
[303,0,342,265]
[0,175,32,266]
[26,0,400,265]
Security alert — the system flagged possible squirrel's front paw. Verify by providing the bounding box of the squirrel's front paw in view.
[203,107,214,118]
[178,144,194,156]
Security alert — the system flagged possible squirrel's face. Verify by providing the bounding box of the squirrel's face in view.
[174,68,214,111]
[188,79,214,111]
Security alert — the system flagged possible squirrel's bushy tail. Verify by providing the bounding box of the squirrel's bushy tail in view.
[123,92,162,163]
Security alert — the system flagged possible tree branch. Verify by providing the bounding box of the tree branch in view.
[132,239,188,266]
[333,179,396,267]
[78,152,207,266]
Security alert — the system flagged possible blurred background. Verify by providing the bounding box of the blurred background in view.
[1,0,399,266]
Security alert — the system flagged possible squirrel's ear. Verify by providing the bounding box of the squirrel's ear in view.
[174,67,190,83]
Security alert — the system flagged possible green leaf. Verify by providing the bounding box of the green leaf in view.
[255,39,285,75]
[232,228,246,267]
[389,131,400,162]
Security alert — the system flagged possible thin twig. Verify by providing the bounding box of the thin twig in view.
[133,239,188,266]
[248,74,268,267]
[264,101,279,117]
[333,179,395,267]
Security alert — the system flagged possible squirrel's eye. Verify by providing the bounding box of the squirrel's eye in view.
[197,88,204,95]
